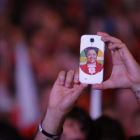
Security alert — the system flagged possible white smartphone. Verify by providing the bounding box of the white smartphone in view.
[79,35,105,84]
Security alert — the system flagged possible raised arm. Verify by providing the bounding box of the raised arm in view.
[92,32,140,103]
[34,70,88,140]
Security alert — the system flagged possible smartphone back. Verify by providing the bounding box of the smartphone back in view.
[79,35,105,84]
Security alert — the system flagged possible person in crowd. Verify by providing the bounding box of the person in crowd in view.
[80,47,103,75]
[128,135,140,140]
[60,106,93,140]
[0,121,25,140]
[60,107,126,140]
[34,32,140,140]
[92,116,126,140]
[129,108,140,138]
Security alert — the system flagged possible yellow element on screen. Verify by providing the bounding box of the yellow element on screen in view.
[80,57,87,62]
[98,49,104,57]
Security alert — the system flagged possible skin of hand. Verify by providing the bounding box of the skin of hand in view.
[34,70,88,140]
[48,70,88,116]
[92,32,140,92]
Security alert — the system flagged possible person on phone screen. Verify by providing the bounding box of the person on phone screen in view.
[80,47,103,75]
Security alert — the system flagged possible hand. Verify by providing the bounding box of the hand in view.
[92,32,140,91]
[35,70,88,140]
[48,70,88,116]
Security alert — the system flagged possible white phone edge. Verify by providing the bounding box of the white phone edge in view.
[79,35,105,84]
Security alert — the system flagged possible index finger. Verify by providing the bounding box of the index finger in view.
[97,32,109,37]
[74,69,79,83]
[101,36,122,44]
[97,32,122,44]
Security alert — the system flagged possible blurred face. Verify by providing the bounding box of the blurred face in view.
[60,118,86,140]
[87,49,97,64]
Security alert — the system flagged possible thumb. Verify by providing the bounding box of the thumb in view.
[92,80,114,90]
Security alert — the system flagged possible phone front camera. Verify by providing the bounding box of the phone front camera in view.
[90,38,94,42]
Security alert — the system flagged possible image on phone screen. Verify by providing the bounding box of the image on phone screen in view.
[80,46,104,75]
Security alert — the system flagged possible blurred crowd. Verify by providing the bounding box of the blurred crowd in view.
[0,0,140,139]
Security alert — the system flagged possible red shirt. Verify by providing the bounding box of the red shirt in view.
[80,62,103,75]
